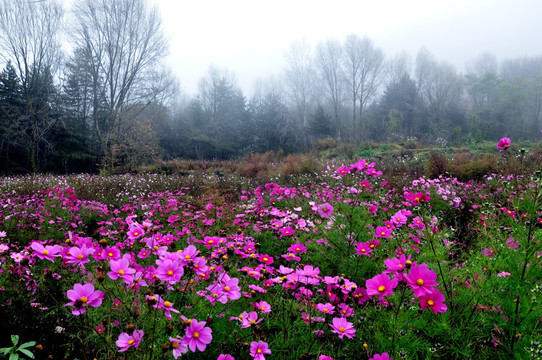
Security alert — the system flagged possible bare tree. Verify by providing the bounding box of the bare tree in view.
[71,0,169,169]
[316,39,343,139]
[284,39,316,149]
[0,0,64,171]
[341,35,385,141]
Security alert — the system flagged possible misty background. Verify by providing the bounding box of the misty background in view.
[0,0,541,173]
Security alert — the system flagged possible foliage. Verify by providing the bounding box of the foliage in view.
[0,335,35,360]
[0,139,542,359]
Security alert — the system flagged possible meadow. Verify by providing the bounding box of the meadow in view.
[0,139,541,360]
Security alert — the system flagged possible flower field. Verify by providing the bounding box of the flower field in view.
[0,153,541,359]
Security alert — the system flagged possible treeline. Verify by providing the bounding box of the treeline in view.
[1,0,541,174]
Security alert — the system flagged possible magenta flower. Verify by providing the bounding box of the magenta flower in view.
[108,254,136,284]
[116,329,144,352]
[240,311,263,328]
[169,336,188,359]
[355,242,373,257]
[253,300,271,313]
[250,340,271,360]
[329,317,356,339]
[279,226,296,237]
[366,273,398,300]
[155,259,184,284]
[153,295,180,319]
[418,289,447,314]
[127,224,145,240]
[219,274,242,303]
[66,283,104,315]
[370,353,394,360]
[217,355,235,360]
[317,202,334,218]
[31,242,62,262]
[374,226,393,238]
[182,319,213,352]
[497,137,511,150]
[404,263,439,297]
[64,245,94,266]
[316,302,335,315]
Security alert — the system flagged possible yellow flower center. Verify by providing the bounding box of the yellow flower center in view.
[118,270,125,275]
[172,342,179,349]
[378,285,386,292]
[193,332,199,339]
[185,255,191,259]
[416,279,424,286]
[260,307,265,311]
[133,232,139,236]
[257,349,262,354]
[427,300,435,306]
[224,286,230,291]
[361,249,366,252]
[108,252,113,257]
[339,327,345,332]
[164,301,171,308]
[250,320,255,324]
[128,339,134,345]
[77,254,84,259]
[80,296,88,303]
[323,308,328,312]
[406,260,412,266]
[263,257,268,261]
[167,270,173,276]
[381,232,386,236]
[43,250,49,255]
[208,240,214,244]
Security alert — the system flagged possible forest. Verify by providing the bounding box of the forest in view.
[1,0,542,174]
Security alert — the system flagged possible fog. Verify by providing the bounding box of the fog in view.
[143,0,542,95]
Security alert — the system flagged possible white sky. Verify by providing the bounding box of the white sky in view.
[69,0,542,96]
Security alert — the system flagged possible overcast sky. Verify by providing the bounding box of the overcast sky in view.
[89,0,542,96]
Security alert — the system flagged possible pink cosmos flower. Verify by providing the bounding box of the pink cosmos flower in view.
[218,273,241,303]
[155,259,184,284]
[31,242,62,262]
[217,355,235,360]
[336,166,351,176]
[66,283,104,315]
[318,203,334,218]
[329,317,356,339]
[404,263,439,297]
[390,210,408,227]
[418,289,447,314]
[64,245,94,266]
[355,242,373,257]
[153,295,180,319]
[240,311,263,328]
[108,254,136,284]
[319,356,335,360]
[127,224,145,240]
[253,300,271,313]
[279,226,296,237]
[183,319,213,352]
[374,226,393,238]
[170,336,188,359]
[316,302,335,315]
[370,353,394,360]
[366,273,398,300]
[116,329,144,352]
[288,243,307,254]
[497,137,511,150]
[250,340,271,360]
